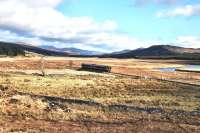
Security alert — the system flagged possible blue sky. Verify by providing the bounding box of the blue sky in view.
[58,0,200,40]
[0,0,199,52]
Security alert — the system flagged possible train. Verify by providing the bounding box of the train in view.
[81,63,112,73]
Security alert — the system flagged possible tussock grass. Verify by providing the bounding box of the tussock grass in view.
[0,70,199,112]
[0,70,199,132]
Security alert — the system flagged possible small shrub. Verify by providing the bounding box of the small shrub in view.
[39,56,46,76]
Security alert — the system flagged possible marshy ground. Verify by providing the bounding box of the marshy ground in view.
[0,57,199,132]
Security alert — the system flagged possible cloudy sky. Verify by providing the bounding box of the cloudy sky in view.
[0,0,199,52]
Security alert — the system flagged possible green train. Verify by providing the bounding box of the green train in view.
[81,63,112,73]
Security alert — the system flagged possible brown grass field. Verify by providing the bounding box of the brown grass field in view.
[0,57,200,132]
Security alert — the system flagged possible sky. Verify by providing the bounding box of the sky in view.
[0,0,199,52]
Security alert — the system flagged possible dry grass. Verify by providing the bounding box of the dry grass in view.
[0,70,199,112]
[0,57,200,85]
[0,57,200,132]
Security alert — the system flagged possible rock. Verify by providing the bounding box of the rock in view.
[24,79,31,82]
[9,98,19,104]
[0,85,8,91]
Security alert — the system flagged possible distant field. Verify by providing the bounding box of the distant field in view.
[1,57,200,85]
[0,57,200,132]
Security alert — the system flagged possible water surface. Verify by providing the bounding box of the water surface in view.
[156,65,200,72]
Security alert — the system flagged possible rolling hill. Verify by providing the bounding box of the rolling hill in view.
[1,42,200,60]
[40,45,103,56]
[0,41,69,56]
[101,45,200,60]
[0,42,25,56]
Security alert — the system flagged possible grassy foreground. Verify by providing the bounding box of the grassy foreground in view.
[0,69,200,132]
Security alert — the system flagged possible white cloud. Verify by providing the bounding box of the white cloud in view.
[176,36,200,48]
[0,0,117,40]
[0,0,62,8]
[84,33,148,50]
[156,4,200,17]
[0,0,198,52]
[0,0,158,52]
[0,30,43,46]
[135,0,181,6]
[0,0,125,51]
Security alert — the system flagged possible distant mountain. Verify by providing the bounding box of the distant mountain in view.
[110,49,132,55]
[101,45,200,60]
[1,42,199,60]
[40,45,103,56]
[0,41,69,56]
